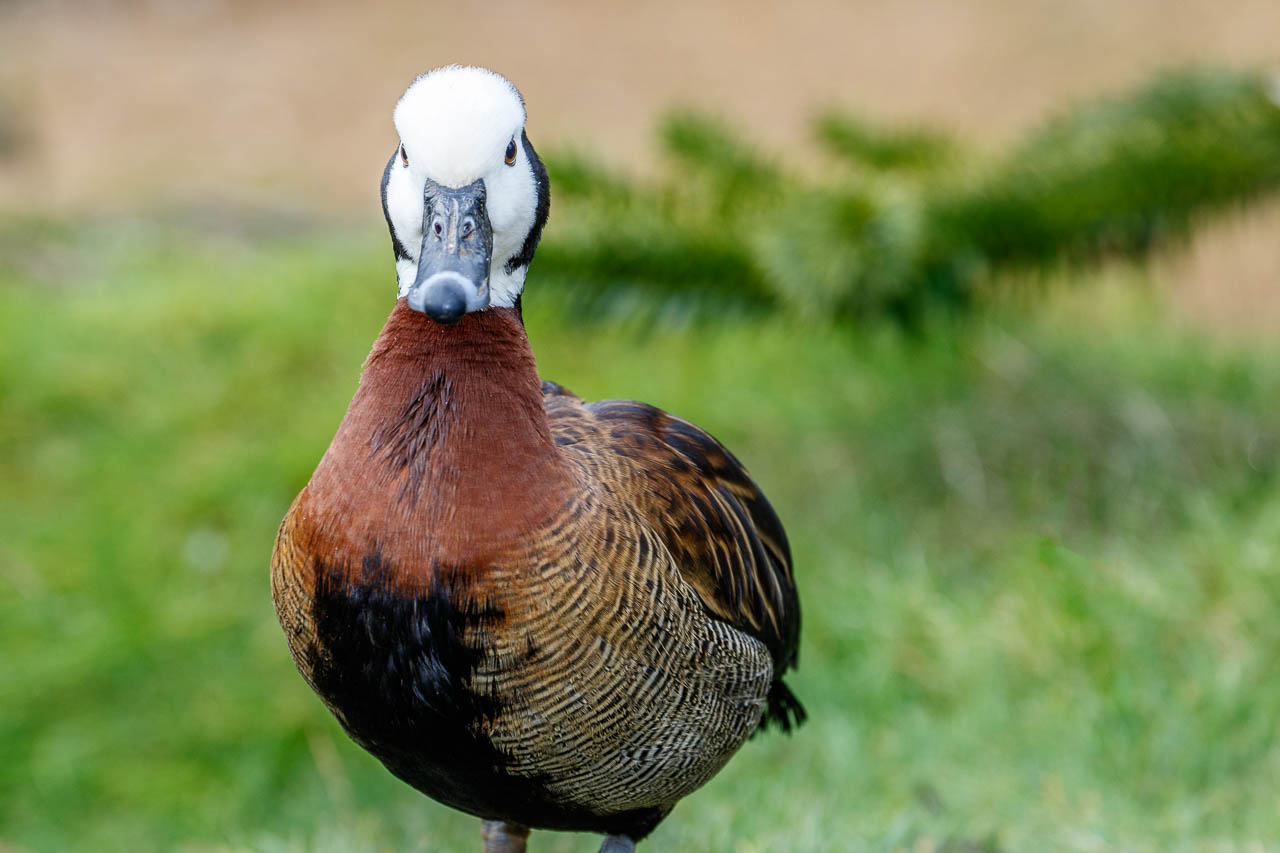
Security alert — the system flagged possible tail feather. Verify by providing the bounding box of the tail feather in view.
[756,679,807,735]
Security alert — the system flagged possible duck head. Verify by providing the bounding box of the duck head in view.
[381,66,549,324]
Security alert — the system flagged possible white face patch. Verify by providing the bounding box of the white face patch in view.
[383,66,540,309]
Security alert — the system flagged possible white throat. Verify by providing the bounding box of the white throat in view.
[396,257,527,308]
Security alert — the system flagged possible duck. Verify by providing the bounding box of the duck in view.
[270,65,804,853]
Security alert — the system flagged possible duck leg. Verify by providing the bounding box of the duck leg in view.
[599,835,635,852]
[481,820,530,853]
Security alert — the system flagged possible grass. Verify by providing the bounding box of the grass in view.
[2,218,1279,852]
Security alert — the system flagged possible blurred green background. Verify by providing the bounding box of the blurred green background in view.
[2,2,1280,851]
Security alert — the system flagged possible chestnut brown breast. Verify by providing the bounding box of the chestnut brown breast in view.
[271,302,803,840]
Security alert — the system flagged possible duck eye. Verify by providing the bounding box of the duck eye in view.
[504,138,518,166]
[400,144,409,167]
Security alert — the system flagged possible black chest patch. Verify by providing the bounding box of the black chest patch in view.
[302,550,671,839]
[307,552,523,815]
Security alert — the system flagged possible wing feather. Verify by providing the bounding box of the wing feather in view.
[546,394,801,679]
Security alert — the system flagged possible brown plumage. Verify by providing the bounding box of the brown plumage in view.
[272,305,803,844]
[271,65,803,852]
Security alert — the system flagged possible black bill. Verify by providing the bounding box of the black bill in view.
[407,177,493,324]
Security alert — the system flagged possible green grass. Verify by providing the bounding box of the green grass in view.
[2,220,1279,852]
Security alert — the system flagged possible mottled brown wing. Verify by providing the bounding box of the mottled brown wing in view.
[544,385,800,678]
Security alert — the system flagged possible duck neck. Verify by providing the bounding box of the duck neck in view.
[307,301,574,572]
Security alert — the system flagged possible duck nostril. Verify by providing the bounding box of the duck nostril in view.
[460,219,474,239]
[433,219,444,237]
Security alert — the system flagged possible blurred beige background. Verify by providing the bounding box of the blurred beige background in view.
[1,0,1277,330]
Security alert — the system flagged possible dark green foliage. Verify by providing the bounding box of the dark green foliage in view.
[533,234,771,321]
[813,112,957,173]
[538,144,779,323]
[931,68,1280,269]
[537,68,1280,323]
[540,149,635,203]
[659,110,784,212]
